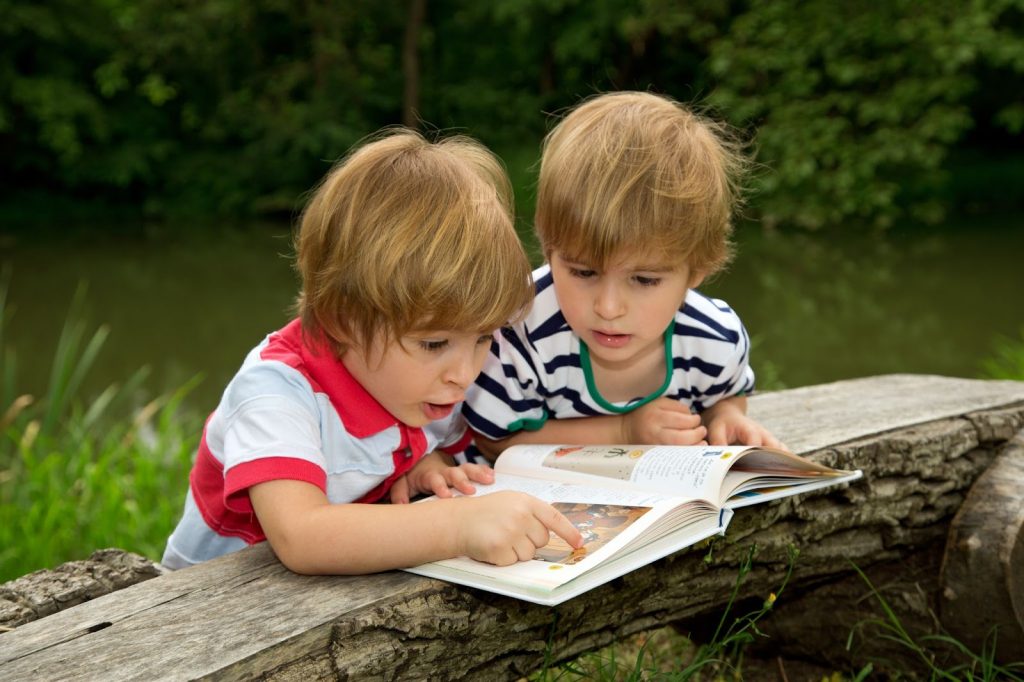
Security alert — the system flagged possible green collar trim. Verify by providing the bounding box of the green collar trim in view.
[580,323,674,413]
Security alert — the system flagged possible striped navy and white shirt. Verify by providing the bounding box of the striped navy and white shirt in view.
[463,264,756,442]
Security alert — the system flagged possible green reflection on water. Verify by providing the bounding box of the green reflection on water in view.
[703,216,1024,389]
[2,215,1022,412]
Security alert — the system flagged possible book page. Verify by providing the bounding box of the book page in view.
[496,444,756,501]
[495,444,859,504]
[407,474,725,597]
[408,473,717,593]
[404,508,729,605]
[534,502,652,564]
[471,473,686,508]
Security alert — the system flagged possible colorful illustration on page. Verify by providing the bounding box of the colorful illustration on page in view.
[535,502,651,565]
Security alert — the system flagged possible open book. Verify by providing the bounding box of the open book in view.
[405,444,863,606]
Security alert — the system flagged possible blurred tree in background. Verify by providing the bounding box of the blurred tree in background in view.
[1,0,1022,227]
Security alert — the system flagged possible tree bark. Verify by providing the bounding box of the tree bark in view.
[0,549,161,630]
[940,427,1024,663]
[402,0,426,128]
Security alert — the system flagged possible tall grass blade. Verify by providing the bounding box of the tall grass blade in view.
[42,284,110,433]
[42,285,89,432]
[0,274,19,418]
[51,322,109,427]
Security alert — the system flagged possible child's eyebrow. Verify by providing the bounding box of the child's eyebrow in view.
[560,254,591,265]
[620,260,680,274]
[560,253,676,273]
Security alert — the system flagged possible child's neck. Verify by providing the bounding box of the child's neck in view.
[587,341,667,404]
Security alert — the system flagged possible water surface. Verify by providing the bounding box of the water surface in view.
[2,215,1021,413]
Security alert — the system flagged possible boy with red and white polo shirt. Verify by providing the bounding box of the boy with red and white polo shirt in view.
[163,130,581,574]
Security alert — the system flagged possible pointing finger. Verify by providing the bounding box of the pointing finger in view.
[536,502,583,548]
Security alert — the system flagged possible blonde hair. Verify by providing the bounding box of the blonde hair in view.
[536,91,749,275]
[295,128,532,353]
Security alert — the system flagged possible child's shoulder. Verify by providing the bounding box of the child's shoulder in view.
[676,289,747,341]
[682,288,739,317]
[531,263,555,295]
[218,323,322,415]
[520,263,569,336]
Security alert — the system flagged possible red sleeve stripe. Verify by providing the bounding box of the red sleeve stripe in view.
[190,434,328,544]
[224,457,327,513]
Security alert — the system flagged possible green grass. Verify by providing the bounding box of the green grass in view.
[846,563,1024,681]
[980,326,1024,381]
[0,281,201,581]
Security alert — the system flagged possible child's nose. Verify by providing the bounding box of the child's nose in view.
[444,352,476,389]
[594,283,625,319]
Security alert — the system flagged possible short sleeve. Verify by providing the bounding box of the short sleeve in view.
[213,362,330,508]
[693,313,756,411]
[462,328,550,440]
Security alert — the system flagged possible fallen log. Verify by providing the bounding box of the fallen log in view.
[1,374,1022,680]
[940,426,1024,662]
[715,428,1024,673]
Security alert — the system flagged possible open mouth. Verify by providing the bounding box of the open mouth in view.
[422,402,456,420]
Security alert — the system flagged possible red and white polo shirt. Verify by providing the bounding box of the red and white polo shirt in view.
[162,319,471,569]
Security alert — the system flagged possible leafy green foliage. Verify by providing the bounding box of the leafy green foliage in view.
[708,0,1024,229]
[1,1,1022,225]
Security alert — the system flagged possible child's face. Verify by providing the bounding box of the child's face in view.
[550,250,702,369]
[341,329,495,427]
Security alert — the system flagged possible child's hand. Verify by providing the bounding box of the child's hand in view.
[622,397,708,445]
[705,412,784,448]
[702,397,785,448]
[455,491,583,566]
[389,451,495,504]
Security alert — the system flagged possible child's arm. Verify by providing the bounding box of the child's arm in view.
[388,450,496,504]
[474,397,709,460]
[249,479,583,575]
[700,395,784,448]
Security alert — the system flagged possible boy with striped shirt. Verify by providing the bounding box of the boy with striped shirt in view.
[464,92,781,459]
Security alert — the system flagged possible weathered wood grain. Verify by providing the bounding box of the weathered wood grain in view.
[1,374,1022,680]
[0,549,162,629]
[940,426,1024,662]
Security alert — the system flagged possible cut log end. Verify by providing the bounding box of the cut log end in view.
[940,428,1024,663]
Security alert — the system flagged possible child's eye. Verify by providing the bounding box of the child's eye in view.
[476,334,494,346]
[570,268,596,279]
[418,339,449,352]
[635,276,661,287]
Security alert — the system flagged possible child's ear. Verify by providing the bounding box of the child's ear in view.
[688,269,707,289]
